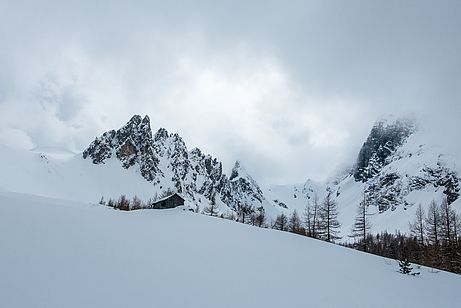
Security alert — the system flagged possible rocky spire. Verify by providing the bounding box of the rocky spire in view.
[154,127,169,142]
[220,160,265,208]
[229,160,246,181]
[83,114,160,173]
[353,118,416,182]
[83,114,267,213]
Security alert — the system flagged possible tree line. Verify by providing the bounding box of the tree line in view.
[270,191,342,242]
[218,192,461,274]
[345,198,461,274]
[98,189,461,274]
[99,188,177,211]
[210,191,343,244]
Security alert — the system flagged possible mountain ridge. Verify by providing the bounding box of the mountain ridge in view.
[82,114,271,215]
[1,114,460,237]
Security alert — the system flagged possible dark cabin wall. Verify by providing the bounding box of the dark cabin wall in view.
[153,194,185,209]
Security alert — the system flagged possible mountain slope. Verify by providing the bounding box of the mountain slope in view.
[0,115,280,217]
[82,115,279,215]
[0,143,160,202]
[1,115,460,237]
[1,191,460,308]
[264,118,461,237]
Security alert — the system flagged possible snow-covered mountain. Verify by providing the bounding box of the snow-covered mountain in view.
[2,116,460,307]
[0,115,280,216]
[82,115,275,214]
[264,117,461,237]
[1,115,460,237]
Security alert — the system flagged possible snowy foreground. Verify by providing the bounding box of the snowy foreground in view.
[1,192,460,308]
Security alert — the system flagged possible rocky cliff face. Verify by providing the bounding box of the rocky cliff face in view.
[261,117,461,236]
[82,115,460,233]
[220,160,265,208]
[83,115,266,213]
[353,118,416,182]
[337,117,460,214]
[83,115,162,181]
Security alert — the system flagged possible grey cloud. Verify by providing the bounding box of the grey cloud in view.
[1,0,460,184]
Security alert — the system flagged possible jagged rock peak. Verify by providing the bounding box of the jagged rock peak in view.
[121,114,153,138]
[154,127,169,141]
[82,115,268,212]
[230,160,245,181]
[189,147,203,157]
[128,114,142,124]
[353,117,416,182]
[83,114,155,166]
[190,148,209,163]
[189,147,223,185]
[229,160,261,193]
[220,160,265,206]
[142,115,150,123]
[125,114,151,129]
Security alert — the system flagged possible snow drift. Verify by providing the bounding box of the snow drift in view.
[1,191,460,308]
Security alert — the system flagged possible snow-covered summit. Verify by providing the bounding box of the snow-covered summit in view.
[1,115,459,236]
[353,117,416,182]
[219,160,266,211]
[0,115,271,216]
[263,117,460,237]
[81,115,269,214]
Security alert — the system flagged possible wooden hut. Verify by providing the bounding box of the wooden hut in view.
[152,193,185,209]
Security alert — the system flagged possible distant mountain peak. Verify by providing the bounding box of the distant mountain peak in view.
[127,114,142,124]
[83,114,155,167]
[229,160,246,181]
[154,127,169,142]
[353,117,416,182]
[82,115,266,214]
[189,147,202,157]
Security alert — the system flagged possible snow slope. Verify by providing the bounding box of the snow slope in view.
[264,123,461,238]
[332,126,461,237]
[0,144,160,202]
[1,116,460,239]
[81,115,273,215]
[1,191,460,308]
[0,111,286,218]
[0,143,280,217]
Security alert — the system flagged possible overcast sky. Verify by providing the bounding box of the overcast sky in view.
[0,0,460,184]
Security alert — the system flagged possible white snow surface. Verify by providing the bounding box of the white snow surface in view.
[0,144,161,202]
[1,191,460,308]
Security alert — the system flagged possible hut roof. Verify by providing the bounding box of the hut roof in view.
[153,193,185,204]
